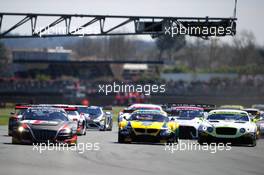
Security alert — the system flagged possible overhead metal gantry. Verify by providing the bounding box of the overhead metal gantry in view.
[0,12,237,39]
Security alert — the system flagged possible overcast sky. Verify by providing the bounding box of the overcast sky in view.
[0,0,263,45]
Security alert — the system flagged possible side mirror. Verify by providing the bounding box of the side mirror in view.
[10,112,15,115]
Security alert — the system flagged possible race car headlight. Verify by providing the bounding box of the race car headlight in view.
[18,126,24,132]
[207,127,214,133]
[60,128,71,134]
[18,124,29,132]
[199,125,207,132]
[239,128,246,133]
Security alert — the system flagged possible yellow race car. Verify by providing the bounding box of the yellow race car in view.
[118,110,179,144]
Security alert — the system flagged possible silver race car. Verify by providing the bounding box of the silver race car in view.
[78,106,113,131]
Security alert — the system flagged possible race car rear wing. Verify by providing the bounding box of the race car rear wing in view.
[162,103,216,112]
[15,104,77,111]
[15,104,34,109]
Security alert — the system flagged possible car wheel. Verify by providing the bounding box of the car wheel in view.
[256,129,260,139]
[175,136,179,144]
[118,133,128,143]
[83,122,86,135]
[12,137,20,144]
[167,134,178,144]
[99,126,106,131]
[8,130,12,136]
[248,136,257,147]
[198,136,209,145]
[108,121,113,131]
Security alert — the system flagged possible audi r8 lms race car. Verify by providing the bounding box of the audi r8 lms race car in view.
[85,106,113,131]
[118,103,164,122]
[165,105,205,139]
[22,104,87,136]
[118,110,179,144]
[198,109,257,146]
[12,106,78,145]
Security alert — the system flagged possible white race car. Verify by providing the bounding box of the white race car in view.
[167,106,204,139]
[118,104,164,122]
[66,109,86,135]
[198,109,257,146]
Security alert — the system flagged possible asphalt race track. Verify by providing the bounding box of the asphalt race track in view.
[0,125,263,175]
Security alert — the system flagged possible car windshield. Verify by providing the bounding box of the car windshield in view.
[129,113,168,122]
[23,109,68,121]
[131,107,161,111]
[67,111,77,115]
[171,110,203,119]
[77,107,99,115]
[87,108,102,116]
[207,113,249,122]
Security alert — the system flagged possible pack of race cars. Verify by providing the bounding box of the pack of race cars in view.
[118,103,263,146]
[8,103,264,147]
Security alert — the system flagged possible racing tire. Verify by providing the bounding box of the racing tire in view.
[99,126,106,131]
[107,121,113,131]
[198,136,210,145]
[167,135,178,144]
[248,136,257,147]
[12,137,21,144]
[256,129,260,140]
[82,121,86,135]
[118,133,128,143]
[8,130,12,136]
[175,137,179,144]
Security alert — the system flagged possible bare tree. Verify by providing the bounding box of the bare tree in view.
[0,42,10,76]
[232,31,258,66]
[155,35,186,61]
